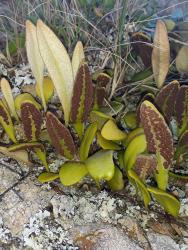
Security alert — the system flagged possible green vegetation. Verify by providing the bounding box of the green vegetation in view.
[0,17,188,218]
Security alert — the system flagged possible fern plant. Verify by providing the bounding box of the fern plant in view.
[0,19,187,218]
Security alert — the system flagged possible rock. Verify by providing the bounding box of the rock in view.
[73,224,143,250]
[0,175,54,236]
[50,190,125,226]
[170,223,188,238]
[180,199,188,217]
[0,167,187,249]
[147,232,180,250]
[0,165,20,193]
[0,63,7,76]
[22,209,79,250]
[118,216,149,249]
[148,220,177,237]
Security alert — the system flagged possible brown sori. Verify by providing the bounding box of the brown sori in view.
[155,81,180,123]
[140,101,173,168]
[94,86,106,107]
[71,62,93,123]
[175,85,188,131]
[0,101,9,124]
[131,32,152,68]
[137,93,155,123]
[178,130,188,147]
[46,112,76,159]
[21,102,42,141]
[96,73,111,88]
[134,154,157,180]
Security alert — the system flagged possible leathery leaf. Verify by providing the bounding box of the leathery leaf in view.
[85,150,115,182]
[1,78,19,121]
[134,154,157,180]
[131,32,152,68]
[147,187,180,217]
[93,72,111,108]
[38,172,59,183]
[117,151,124,169]
[72,41,85,79]
[128,170,151,208]
[26,20,46,110]
[73,122,85,140]
[20,101,42,141]
[137,93,155,124]
[155,80,180,123]
[59,161,88,186]
[108,166,124,191]
[123,127,144,147]
[71,62,93,123]
[0,146,31,165]
[79,122,97,161]
[124,134,147,171]
[35,76,54,103]
[123,111,138,129]
[152,20,170,88]
[46,112,76,160]
[178,129,188,148]
[89,110,113,129]
[93,86,106,109]
[140,101,173,190]
[35,148,49,172]
[36,20,74,124]
[15,93,41,112]
[175,129,188,161]
[94,72,111,88]
[97,131,121,150]
[176,46,188,75]
[9,142,49,171]
[101,119,127,141]
[174,85,188,136]
[0,100,17,143]
[40,129,51,142]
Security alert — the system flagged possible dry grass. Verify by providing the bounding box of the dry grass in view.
[0,0,187,96]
